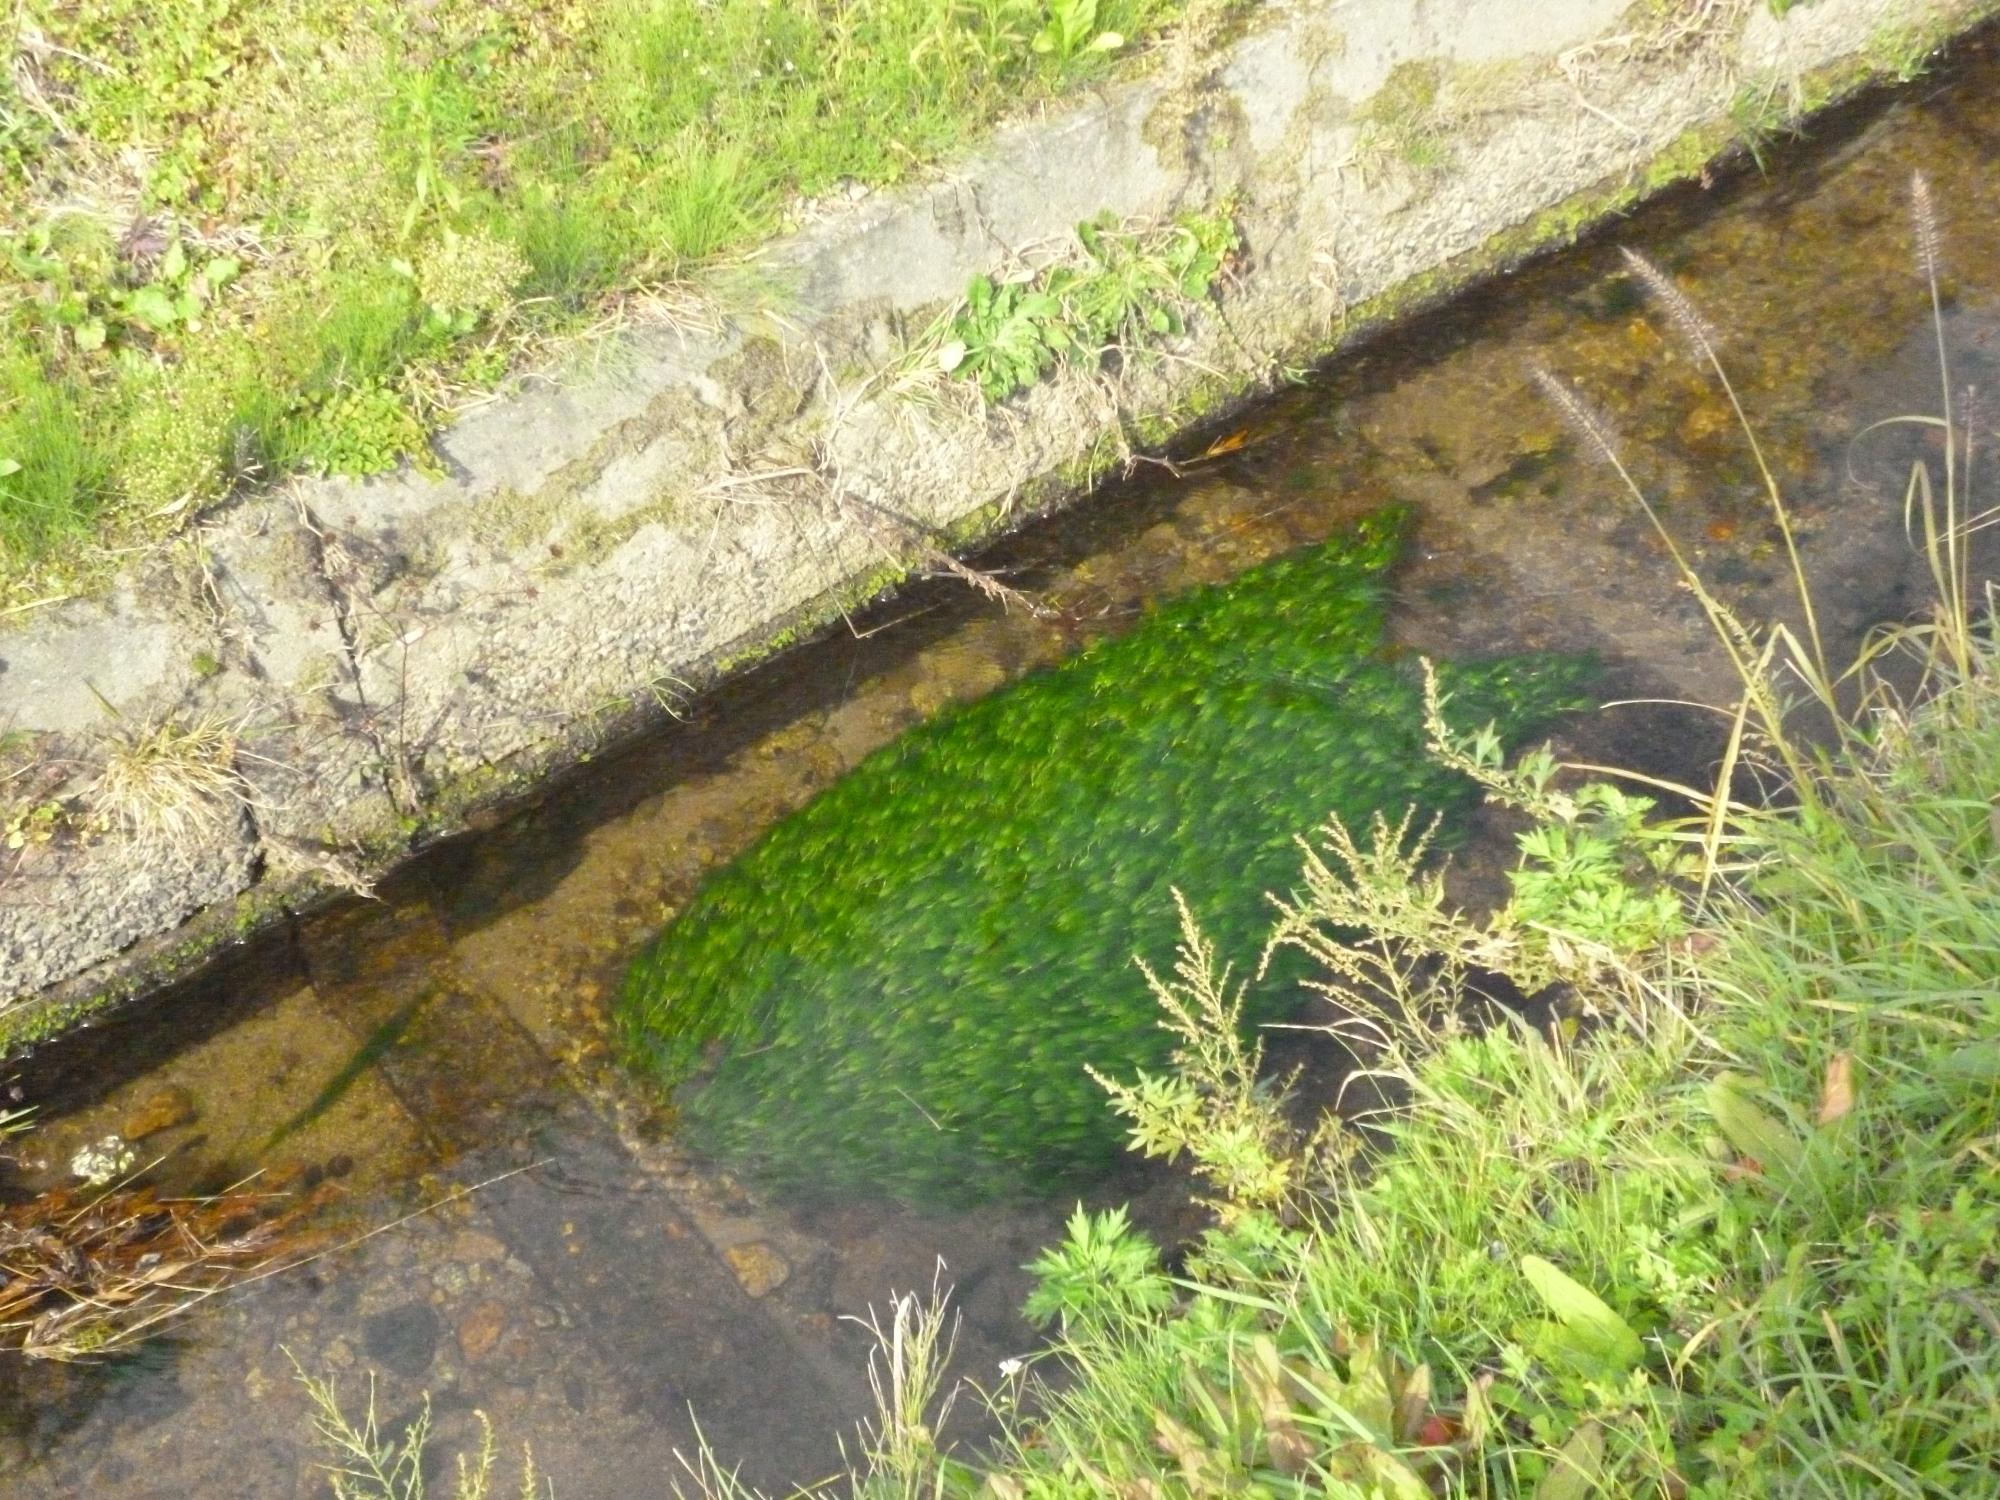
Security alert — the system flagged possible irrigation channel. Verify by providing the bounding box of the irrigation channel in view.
[5,34,2000,1496]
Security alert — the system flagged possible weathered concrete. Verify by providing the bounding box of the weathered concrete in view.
[1,0,1990,1041]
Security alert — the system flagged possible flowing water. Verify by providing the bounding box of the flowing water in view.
[6,33,2000,1495]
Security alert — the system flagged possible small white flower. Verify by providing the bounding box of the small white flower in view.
[998,1357,1024,1378]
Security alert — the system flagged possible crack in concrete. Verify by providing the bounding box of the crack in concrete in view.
[290,497,421,818]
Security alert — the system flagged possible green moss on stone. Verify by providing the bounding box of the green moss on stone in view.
[0,988,123,1057]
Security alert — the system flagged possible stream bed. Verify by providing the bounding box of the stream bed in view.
[6,32,2000,1496]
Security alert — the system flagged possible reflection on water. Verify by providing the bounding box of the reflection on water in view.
[6,33,2000,1494]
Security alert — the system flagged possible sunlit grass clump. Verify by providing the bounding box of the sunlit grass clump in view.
[0,0,1236,598]
[618,507,1592,1201]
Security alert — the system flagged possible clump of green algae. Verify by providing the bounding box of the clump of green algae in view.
[619,508,1593,1203]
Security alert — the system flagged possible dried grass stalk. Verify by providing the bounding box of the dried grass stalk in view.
[0,1175,333,1360]
[89,713,253,854]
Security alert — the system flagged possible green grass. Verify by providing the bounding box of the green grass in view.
[0,0,1244,601]
[928,206,2000,1499]
[618,506,1592,1204]
[978,641,2000,1497]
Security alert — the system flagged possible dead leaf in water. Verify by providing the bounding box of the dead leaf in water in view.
[1181,427,1262,469]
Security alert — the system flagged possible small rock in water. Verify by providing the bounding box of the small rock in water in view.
[723,1241,790,1298]
[451,1229,508,1263]
[456,1300,507,1362]
[362,1302,441,1377]
[121,1084,196,1142]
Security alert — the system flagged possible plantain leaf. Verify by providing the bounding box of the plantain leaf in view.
[1520,1255,1643,1375]
[1940,1041,2000,1082]
[1534,1421,1605,1500]
[1708,1073,1804,1182]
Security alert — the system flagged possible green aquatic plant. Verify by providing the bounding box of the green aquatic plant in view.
[619,507,1593,1201]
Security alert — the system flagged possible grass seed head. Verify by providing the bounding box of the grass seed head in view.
[1619,247,1720,368]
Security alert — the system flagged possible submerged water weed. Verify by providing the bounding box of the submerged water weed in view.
[619,507,1592,1202]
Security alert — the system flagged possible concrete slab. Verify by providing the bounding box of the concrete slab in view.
[0,587,188,738]
[0,816,260,999]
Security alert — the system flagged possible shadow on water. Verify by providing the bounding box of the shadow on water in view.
[7,26,2000,1494]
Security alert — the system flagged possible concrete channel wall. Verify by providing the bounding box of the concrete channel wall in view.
[0,0,1988,1048]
